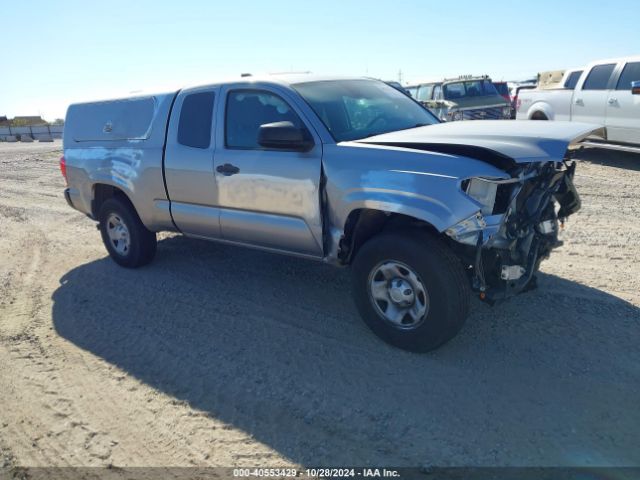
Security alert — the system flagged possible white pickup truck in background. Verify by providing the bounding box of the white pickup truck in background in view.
[516,56,640,152]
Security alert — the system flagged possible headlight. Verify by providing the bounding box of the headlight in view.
[463,178,498,215]
[447,110,463,121]
[502,106,512,118]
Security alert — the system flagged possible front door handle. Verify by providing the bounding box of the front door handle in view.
[608,97,618,105]
[216,163,240,176]
[574,98,584,105]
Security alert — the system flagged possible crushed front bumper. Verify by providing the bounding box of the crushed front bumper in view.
[446,161,580,303]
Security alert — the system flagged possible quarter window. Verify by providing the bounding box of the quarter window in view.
[616,62,640,90]
[564,71,583,90]
[178,92,215,149]
[225,90,304,149]
[582,64,616,90]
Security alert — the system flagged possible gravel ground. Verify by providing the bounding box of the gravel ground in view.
[0,140,638,468]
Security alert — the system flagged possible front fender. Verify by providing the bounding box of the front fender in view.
[341,187,477,232]
[323,143,510,237]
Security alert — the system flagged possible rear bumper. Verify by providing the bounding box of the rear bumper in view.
[64,188,75,209]
[63,186,95,219]
[64,188,89,217]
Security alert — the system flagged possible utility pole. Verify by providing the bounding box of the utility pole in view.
[398,69,403,84]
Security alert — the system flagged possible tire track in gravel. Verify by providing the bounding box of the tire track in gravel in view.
[0,232,267,466]
[0,237,43,340]
[50,255,399,464]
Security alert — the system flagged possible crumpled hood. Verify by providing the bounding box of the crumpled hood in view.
[356,120,604,164]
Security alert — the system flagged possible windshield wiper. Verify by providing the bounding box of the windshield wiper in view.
[388,123,431,133]
[357,123,431,141]
[376,123,433,138]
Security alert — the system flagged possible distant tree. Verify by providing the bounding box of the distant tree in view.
[11,118,28,127]
[51,118,65,125]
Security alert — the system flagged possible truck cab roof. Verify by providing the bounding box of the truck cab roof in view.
[67,74,373,110]
[183,73,371,92]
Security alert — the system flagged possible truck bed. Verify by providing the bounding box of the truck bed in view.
[515,88,574,121]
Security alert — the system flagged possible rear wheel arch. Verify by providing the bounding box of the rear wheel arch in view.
[91,183,135,219]
[530,110,549,120]
[525,100,553,120]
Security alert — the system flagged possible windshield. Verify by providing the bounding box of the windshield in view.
[292,79,438,142]
[443,80,499,100]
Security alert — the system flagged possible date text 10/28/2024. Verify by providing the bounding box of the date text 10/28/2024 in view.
[233,468,401,478]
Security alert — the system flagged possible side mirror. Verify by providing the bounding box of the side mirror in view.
[632,81,640,95]
[258,121,314,152]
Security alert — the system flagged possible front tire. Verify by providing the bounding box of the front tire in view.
[351,231,470,352]
[98,197,157,268]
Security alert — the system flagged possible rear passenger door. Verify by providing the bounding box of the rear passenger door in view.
[213,85,324,257]
[606,61,640,143]
[571,63,616,125]
[164,86,221,238]
[553,70,583,121]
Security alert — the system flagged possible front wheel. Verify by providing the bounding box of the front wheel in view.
[351,231,470,352]
[98,197,157,268]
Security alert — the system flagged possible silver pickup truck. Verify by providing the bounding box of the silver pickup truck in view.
[61,75,599,352]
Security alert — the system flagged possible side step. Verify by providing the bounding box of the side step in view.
[580,141,640,155]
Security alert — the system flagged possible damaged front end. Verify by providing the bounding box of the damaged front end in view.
[445,158,581,303]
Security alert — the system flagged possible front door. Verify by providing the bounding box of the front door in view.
[213,86,324,257]
[571,63,616,126]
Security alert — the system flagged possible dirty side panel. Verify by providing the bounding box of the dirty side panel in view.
[63,92,177,230]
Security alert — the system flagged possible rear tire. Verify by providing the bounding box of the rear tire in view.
[530,111,548,120]
[98,197,157,268]
[351,230,470,352]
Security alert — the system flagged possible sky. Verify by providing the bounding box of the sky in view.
[1,0,638,120]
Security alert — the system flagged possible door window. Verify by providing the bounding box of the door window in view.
[178,92,215,149]
[443,82,465,99]
[615,62,640,90]
[416,85,433,102]
[225,90,304,149]
[582,64,616,90]
[432,85,443,100]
